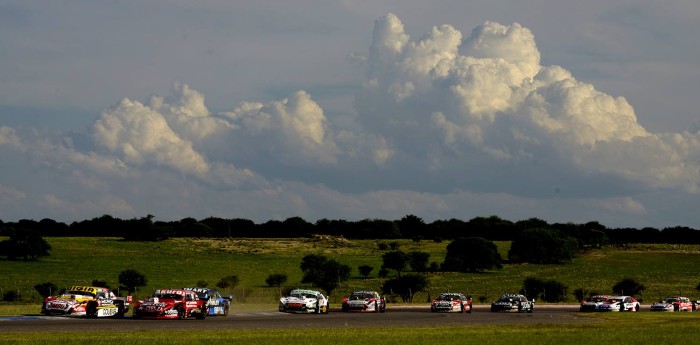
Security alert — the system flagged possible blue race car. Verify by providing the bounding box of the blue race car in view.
[183,287,232,316]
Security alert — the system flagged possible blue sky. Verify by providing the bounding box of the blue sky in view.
[1,1,699,228]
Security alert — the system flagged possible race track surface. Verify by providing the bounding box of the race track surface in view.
[0,305,601,332]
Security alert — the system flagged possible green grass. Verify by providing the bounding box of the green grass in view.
[0,314,698,344]
[1,238,700,307]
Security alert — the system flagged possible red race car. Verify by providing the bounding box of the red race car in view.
[132,289,208,319]
[431,292,472,313]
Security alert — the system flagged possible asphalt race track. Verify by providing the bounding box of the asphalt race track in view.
[0,305,601,332]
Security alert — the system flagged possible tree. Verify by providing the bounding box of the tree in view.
[0,227,51,260]
[508,228,578,264]
[265,273,288,288]
[381,274,428,302]
[34,282,58,298]
[521,277,568,302]
[216,275,240,291]
[521,277,545,301]
[300,254,351,296]
[407,251,430,273]
[381,251,408,277]
[118,269,148,294]
[91,279,111,289]
[442,237,502,272]
[358,265,374,279]
[122,214,169,241]
[612,278,645,296]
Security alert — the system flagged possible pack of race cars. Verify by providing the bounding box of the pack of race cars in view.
[41,285,699,319]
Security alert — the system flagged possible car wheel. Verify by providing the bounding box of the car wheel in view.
[224,305,230,316]
[374,300,380,313]
[196,308,207,320]
[115,301,125,318]
[177,306,186,319]
[467,304,472,314]
[315,302,321,314]
[86,302,97,318]
[635,304,640,312]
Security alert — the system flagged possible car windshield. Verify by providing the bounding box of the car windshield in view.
[64,290,96,298]
[608,298,624,303]
[589,297,607,302]
[440,294,459,301]
[290,293,308,298]
[154,293,183,300]
[350,293,373,300]
[498,296,515,302]
[666,297,680,303]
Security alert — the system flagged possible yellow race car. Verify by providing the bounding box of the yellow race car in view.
[42,285,132,318]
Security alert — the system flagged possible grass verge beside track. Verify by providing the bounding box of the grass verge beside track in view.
[0,313,696,345]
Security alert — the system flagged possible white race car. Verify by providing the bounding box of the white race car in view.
[650,296,693,312]
[579,295,611,312]
[595,296,640,312]
[341,290,386,312]
[431,293,472,313]
[279,289,329,314]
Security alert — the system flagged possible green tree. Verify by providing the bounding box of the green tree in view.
[407,251,430,273]
[381,274,428,302]
[300,254,351,296]
[358,265,374,279]
[521,277,568,302]
[91,279,111,289]
[442,237,502,272]
[216,275,240,291]
[508,228,578,264]
[118,269,148,294]
[612,278,645,296]
[34,282,58,298]
[265,273,288,288]
[381,251,408,277]
[0,228,51,260]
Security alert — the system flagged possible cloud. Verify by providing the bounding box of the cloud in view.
[1,12,700,228]
[354,13,700,196]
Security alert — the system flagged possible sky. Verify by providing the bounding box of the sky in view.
[1,1,700,228]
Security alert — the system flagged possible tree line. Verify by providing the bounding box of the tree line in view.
[2,214,700,245]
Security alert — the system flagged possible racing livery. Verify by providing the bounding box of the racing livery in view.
[132,289,208,319]
[279,289,329,314]
[579,295,611,312]
[490,294,534,313]
[41,286,131,318]
[431,293,472,313]
[650,296,693,312]
[341,290,386,312]
[595,296,640,312]
[183,287,232,316]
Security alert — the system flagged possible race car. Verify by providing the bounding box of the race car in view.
[431,292,472,313]
[579,295,611,312]
[595,296,640,312]
[41,285,131,318]
[341,290,386,312]
[183,287,232,316]
[650,296,693,312]
[279,289,329,314]
[132,289,208,319]
[490,294,534,313]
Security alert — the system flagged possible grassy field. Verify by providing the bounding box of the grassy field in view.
[0,313,698,344]
[1,237,700,307]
